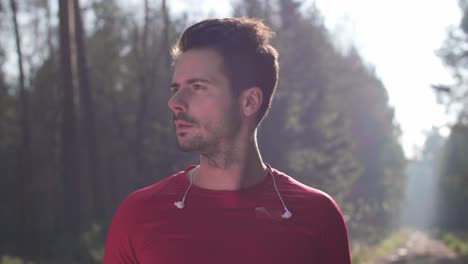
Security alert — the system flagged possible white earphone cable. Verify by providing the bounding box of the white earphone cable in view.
[174,165,197,209]
[174,165,292,219]
[267,166,293,219]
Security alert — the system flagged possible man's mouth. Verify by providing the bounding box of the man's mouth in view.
[175,120,193,130]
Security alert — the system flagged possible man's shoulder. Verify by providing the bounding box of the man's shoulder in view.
[272,167,339,208]
[272,167,346,223]
[120,168,188,209]
[108,168,190,233]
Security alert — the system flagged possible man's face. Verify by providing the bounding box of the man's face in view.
[168,48,242,154]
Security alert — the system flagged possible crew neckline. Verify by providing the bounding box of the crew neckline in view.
[180,163,275,195]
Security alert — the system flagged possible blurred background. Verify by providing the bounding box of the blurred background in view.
[0,0,467,263]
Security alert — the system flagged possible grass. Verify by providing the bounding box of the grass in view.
[0,255,34,264]
[440,232,468,258]
[352,229,412,264]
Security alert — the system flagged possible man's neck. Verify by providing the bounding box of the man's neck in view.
[194,136,267,191]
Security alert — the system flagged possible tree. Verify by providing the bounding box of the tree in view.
[334,49,406,238]
[134,0,152,186]
[0,31,19,255]
[58,0,81,238]
[0,0,408,260]
[435,1,468,120]
[402,128,445,230]
[9,0,34,255]
[434,0,468,233]
[233,0,405,240]
[73,0,105,221]
[437,122,468,231]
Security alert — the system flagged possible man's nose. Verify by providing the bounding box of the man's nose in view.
[168,90,187,113]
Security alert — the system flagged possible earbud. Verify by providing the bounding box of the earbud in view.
[174,166,294,220]
[174,201,185,209]
[282,209,292,219]
[174,167,197,210]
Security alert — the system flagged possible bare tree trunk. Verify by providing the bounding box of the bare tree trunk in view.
[162,0,170,69]
[264,0,273,24]
[73,0,105,221]
[9,0,33,256]
[40,0,64,256]
[134,0,151,187]
[279,0,301,30]
[157,0,175,173]
[45,0,55,57]
[58,0,81,238]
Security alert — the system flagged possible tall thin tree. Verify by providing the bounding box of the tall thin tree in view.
[9,0,33,255]
[73,0,104,220]
[162,0,170,69]
[134,0,151,186]
[58,0,81,238]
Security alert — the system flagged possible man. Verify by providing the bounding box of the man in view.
[104,17,351,264]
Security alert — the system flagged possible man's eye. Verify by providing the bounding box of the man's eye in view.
[170,86,179,93]
[193,84,204,90]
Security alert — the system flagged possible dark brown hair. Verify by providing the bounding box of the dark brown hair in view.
[171,17,279,125]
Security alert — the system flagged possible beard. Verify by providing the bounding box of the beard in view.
[175,103,242,154]
[176,130,206,153]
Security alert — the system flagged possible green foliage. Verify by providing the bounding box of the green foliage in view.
[335,53,405,239]
[437,123,468,230]
[0,256,37,264]
[351,229,411,264]
[433,1,468,246]
[80,223,105,263]
[442,232,468,257]
[436,3,468,119]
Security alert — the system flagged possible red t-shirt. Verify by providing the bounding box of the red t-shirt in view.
[104,165,351,263]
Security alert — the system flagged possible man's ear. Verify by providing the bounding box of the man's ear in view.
[241,87,263,118]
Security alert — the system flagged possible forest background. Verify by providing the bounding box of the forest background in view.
[1,0,467,263]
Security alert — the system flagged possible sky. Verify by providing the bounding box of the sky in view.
[169,0,461,158]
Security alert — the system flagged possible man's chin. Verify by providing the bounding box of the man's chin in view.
[178,146,193,152]
[176,134,205,152]
[176,141,197,152]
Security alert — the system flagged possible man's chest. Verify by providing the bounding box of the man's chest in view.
[133,207,321,264]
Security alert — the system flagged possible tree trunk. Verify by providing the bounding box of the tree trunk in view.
[134,0,151,187]
[157,0,176,174]
[73,0,105,221]
[264,0,273,24]
[162,0,171,71]
[9,0,33,256]
[45,0,55,57]
[58,0,81,239]
[279,0,301,29]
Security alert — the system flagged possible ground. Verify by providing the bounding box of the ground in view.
[375,230,465,264]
